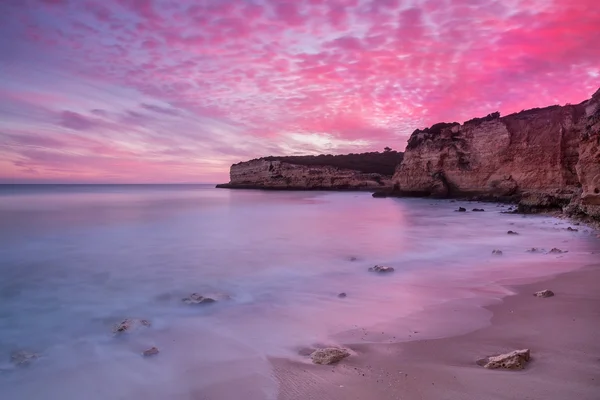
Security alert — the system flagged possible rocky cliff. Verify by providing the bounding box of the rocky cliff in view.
[217,152,403,190]
[392,88,600,220]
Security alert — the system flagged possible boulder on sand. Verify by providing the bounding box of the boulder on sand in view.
[310,347,351,365]
[11,350,39,366]
[533,289,555,298]
[477,349,531,370]
[182,293,217,305]
[368,265,395,273]
[113,318,151,334]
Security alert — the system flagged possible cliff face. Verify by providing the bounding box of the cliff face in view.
[218,159,392,190]
[393,88,600,219]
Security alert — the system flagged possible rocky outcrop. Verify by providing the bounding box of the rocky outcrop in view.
[217,152,402,190]
[477,349,531,370]
[310,347,351,365]
[393,88,600,221]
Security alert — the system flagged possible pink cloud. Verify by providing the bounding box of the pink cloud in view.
[1,0,599,182]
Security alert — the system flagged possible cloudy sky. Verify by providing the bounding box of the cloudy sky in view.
[0,0,598,183]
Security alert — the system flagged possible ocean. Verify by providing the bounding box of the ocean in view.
[0,184,597,399]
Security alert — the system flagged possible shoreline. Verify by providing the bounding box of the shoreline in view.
[272,263,600,400]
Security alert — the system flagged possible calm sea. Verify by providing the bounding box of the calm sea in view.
[0,184,597,399]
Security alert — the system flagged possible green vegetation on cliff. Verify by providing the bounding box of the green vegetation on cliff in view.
[238,151,403,176]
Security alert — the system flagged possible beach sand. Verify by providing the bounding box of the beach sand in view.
[273,264,600,400]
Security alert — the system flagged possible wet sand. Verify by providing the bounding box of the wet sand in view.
[273,264,600,400]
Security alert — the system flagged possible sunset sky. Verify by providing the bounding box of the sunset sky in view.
[1,0,598,183]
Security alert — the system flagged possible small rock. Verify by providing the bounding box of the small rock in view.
[456,207,467,212]
[567,227,579,232]
[507,230,519,235]
[472,208,485,212]
[142,347,159,357]
[548,248,567,254]
[113,318,151,334]
[338,292,347,298]
[182,293,217,305]
[477,349,531,370]
[492,249,503,255]
[349,256,358,262]
[368,265,395,273]
[310,348,350,365]
[526,248,541,253]
[10,350,39,366]
[533,289,555,298]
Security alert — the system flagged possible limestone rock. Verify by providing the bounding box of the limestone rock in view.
[216,152,402,191]
[182,293,217,305]
[310,347,350,365]
[392,88,600,222]
[477,349,531,370]
[368,265,395,273]
[142,347,159,357]
[113,318,151,334]
[533,289,555,298]
[10,350,39,366]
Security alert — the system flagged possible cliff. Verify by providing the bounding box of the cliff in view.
[391,88,600,220]
[217,151,403,190]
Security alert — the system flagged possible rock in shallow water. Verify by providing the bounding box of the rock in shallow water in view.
[113,318,151,334]
[142,347,159,357]
[491,249,503,255]
[507,230,519,235]
[368,265,395,273]
[477,349,531,370]
[338,292,347,298]
[472,208,485,212]
[457,207,467,212]
[548,248,567,254]
[310,347,351,365]
[11,350,39,366]
[182,293,217,305]
[533,289,555,298]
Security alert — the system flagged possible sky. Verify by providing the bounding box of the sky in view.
[0,0,599,183]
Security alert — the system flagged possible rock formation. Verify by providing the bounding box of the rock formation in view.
[392,88,600,221]
[217,152,402,190]
[477,349,531,370]
[310,347,351,365]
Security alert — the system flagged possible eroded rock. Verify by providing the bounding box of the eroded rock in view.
[477,349,531,370]
[10,350,39,366]
[182,293,217,305]
[113,318,151,334]
[310,347,350,365]
[534,289,555,298]
[142,347,159,357]
[368,265,395,273]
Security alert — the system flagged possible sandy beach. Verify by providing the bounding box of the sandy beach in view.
[274,263,600,400]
